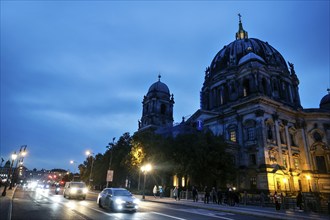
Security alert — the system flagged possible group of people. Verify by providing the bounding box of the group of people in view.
[171,185,307,212]
[152,185,164,198]
[192,186,240,206]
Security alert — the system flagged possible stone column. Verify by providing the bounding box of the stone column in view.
[284,122,294,192]
[273,114,283,165]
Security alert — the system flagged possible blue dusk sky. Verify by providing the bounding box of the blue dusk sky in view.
[1,1,329,171]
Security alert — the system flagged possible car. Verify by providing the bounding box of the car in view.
[63,182,88,200]
[97,188,140,212]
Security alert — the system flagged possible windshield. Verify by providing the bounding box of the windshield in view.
[70,183,86,188]
[113,190,131,196]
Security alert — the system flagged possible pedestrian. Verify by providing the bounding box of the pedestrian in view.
[217,189,223,205]
[204,186,210,204]
[274,191,280,210]
[211,187,217,203]
[153,185,157,198]
[173,186,178,201]
[159,186,163,198]
[260,191,265,207]
[192,186,198,202]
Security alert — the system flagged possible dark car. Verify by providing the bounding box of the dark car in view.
[97,188,140,212]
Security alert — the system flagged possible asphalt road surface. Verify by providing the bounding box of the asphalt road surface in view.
[12,187,266,220]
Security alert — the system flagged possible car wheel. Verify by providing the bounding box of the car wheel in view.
[98,199,103,208]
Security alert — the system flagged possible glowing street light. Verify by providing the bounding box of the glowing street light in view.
[141,164,152,200]
[86,151,94,187]
[2,151,17,196]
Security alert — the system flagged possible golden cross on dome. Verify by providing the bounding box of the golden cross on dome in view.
[238,13,242,23]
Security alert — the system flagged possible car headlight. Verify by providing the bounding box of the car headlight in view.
[83,188,88,194]
[133,198,140,204]
[115,198,125,204]
[70,188,77,194]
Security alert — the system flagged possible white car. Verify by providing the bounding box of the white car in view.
[63,182,88,200]
[97,188,140,212]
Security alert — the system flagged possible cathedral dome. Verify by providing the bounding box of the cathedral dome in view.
[320,90,330,110]
[200,15,302,111]
[148,76,170,95]
[148,81,170,94]
[147,76,170,98]
[210,38,288,73]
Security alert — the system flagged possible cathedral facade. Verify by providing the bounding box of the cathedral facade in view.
[139,18,330,195]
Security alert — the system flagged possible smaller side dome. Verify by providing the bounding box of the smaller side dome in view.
[148,81,170,94]
[147,75,170,98]
[320,89,330,110]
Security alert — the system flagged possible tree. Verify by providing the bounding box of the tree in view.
[171,131,236,188]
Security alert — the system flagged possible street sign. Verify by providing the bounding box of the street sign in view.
[107,170,113,182]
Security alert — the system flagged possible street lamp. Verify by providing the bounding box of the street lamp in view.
[1,152,17,196]
[70,160,77,181]
[13,145,27,186]
[8,152,18,190]
[141,164,152,200]
[106,137,115,188]
[306,175,312,192]
[86,151,94,188]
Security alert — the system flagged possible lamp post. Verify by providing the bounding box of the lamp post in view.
[306,175,312,192]
[70,160,77,181]
[141,164,152,200]
[86,151,94,188]
[106,137,115,188]
[13,145,27,186]
[2,152,17,196]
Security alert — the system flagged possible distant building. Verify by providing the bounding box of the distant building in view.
[138,17,330,195]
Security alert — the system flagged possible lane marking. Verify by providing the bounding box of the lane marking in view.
[151,205,235,220]
[151,211,187,220]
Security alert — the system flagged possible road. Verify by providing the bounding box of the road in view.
[11,186,268,220]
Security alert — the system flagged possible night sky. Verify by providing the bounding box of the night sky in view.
[1,1,329,171]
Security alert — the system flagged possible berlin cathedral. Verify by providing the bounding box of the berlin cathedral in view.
[138,16,330,197]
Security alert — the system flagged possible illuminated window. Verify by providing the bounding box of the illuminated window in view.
[230,131,237,142]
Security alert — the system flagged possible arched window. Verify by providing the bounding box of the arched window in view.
[160,104,166,115]
[261,78,267,94]
[243,79,250,97]
[272,79,279,97]
[267,125,273,140]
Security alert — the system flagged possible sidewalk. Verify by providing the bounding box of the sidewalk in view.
[140,195,329,220]
[0,185,16,220]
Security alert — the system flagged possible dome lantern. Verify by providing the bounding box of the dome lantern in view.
[236,13,248,40]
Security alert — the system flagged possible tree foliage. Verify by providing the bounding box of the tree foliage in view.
[78,130,236,190]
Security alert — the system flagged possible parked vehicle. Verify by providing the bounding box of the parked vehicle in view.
[97,188,140,212]
[63,182,87,200]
